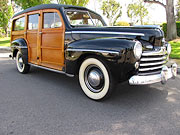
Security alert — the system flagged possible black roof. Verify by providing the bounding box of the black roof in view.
[13,4,89,18]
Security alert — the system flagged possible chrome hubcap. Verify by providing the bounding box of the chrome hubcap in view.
[88,70,101,87]
[18,55,24,69]
[19,57,23,64]
[84,65,104,93]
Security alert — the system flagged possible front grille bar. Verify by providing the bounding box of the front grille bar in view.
[140,56,167,61]
[142,47,167,56]
[140,60,167,66]
[138,46,168,75]
[139,65,163,72]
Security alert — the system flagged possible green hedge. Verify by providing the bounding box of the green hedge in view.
[115,21,130,26]
[162,21,180,37]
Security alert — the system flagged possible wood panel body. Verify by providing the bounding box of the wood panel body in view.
[40,9,65,70]
[11,9,65,71]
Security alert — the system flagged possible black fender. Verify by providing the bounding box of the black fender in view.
[65,37,138,81]
[11,38,28,64]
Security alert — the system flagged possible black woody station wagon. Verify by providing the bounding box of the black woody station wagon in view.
[10,4,177,100]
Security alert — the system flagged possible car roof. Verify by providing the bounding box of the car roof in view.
[13,4,93,18]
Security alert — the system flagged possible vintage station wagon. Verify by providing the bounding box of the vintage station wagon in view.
[10,4,177,100]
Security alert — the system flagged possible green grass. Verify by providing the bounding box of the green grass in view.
[169,41,180,59]
[0,37,10,47]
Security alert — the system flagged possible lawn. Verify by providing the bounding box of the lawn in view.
[169,41,180,59]
[0,37,10,47]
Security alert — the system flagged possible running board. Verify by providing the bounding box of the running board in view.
[29,63,74,77]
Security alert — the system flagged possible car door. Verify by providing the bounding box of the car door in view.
[26,11,40,65]
[39,9,65,70]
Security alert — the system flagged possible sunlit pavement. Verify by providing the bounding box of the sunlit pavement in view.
[0,53,11,58]
[0,57,180,135]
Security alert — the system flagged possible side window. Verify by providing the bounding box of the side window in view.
[28,14,39,30]
[14,17,25,31]
[43,12,62,29]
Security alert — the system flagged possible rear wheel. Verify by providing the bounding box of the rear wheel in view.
[79,57,115,100]
[16,51,30,74]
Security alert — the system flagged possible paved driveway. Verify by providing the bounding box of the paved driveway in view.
[0,57,180,135]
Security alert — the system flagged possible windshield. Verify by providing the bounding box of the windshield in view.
[65,10,105,27]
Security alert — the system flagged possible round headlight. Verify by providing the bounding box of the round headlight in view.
[134,42,142,60]
[167,43,171,55]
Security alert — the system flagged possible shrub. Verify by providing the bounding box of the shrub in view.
[177,21,180,37]
[0,28,5,38]
[162,21,180,37]
[115,21,130,26]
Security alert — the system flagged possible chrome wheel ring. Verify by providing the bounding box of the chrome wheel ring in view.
[84,65,104,93]
[16,51,25,72]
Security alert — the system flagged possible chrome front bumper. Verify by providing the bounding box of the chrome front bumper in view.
[129,63,178,85]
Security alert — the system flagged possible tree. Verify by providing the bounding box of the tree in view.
[13,0,51,10]
[144,0,177,41]
[56,0,89,6]
[101,0,122,26]
[127,0,149,25]
[0,0,13,37]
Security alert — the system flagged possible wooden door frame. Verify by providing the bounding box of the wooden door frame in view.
[39,9,65,70]
[26,11,41,64]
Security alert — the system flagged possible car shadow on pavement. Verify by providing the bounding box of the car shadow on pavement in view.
[29,66,169,106]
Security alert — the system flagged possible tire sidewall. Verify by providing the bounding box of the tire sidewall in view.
[16,51,25,73]
[79,58,110,100]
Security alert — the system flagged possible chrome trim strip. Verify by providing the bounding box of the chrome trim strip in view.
[140,56,167,61]
[11,45,27,49]
[65,31,144,36]
[67,48,120,55]
[29,63,74,77]
[65,32,71,34]
[140,60,167,66]
[142,47,167,56]
[139,65,163,71]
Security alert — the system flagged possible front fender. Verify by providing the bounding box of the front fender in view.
[11,38,28,64]
[65,38,138,81]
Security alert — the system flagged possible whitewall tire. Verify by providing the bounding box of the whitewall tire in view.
[16,51,30,74]
[79,57,114,100]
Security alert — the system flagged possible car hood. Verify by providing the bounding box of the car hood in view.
[69,26,164,48]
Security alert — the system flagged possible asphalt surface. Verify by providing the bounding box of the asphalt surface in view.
[0,57,180,135]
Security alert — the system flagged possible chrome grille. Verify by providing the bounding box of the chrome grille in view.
[138,47,168,76]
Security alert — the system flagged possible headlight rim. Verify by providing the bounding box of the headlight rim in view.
[133,41,143,60]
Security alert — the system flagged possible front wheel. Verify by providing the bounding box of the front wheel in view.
[79,57,115,100]
[16,51,30,74]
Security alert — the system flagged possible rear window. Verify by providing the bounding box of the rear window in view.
[13,17,25,31]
